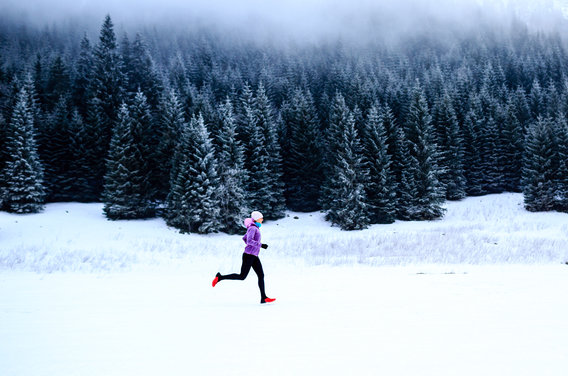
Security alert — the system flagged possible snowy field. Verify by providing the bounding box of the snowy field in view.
[1,193,568,375]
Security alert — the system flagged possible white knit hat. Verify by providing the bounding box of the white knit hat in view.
[251,211,263,221]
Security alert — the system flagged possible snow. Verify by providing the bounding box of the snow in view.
[1,193,568,375]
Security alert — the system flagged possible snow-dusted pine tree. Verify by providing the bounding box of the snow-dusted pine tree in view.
[129,90,157,202]
[320,92,351,211]
[477,89,503,194]
[325,112,370,230]
[254,83,286,219]
[72,34,93,117]
[91,15,125,157]
[123,33,163,110]
[166,115,221,234]
[380,104,405,216]
[243,110,274,218]
[67,109,96,201]
[432,92,466,200]
[84,97,108,196]
[0,113,7,207]
[216,97,249,233]
[103,103,153,219]
[554,113,568,212]
[462,106,485,196]
[156,88,186,200]
[281,88,323,212]
[1,88,45,213]
[523,117,556,212]
[362,105,396,224]
[238,84,271,216]
[403,82,445,220]
[45,56,71,112]
[500,100,524,192]
[43,95,74,201]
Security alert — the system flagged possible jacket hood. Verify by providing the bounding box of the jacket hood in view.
[243,217,254,228]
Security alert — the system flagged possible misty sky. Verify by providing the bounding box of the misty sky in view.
[1,0,567,43]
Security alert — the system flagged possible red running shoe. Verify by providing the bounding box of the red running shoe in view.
[261,297,276,304]
[212,273,221,287]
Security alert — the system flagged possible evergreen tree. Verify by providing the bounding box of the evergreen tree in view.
[45,56,71,111]
[123,33,163,110]
[43,95,74,201]
[129,90,157,202]
[22,72,44,141]
[362,105,396,223]
[281,88,323,211]
[432,92,466,200]
[500,100,525,192]
[325,112,370,230]
[67,109,97,201]
[216,97,249,233]
[477,89,503,193]
[403,83,445,220]
[0,113,7,208]
[1,88,45,213]
[166,115,220,234]
[255,83,286,219]
[72,34,93,117]
[463,99,486,196]
[380,104,404,214]
[237,82,256,147]
[321,92,351,211]
[32,54,47,109]
[84,97,108,197]
[522,117,556,212]
[103,103,153,219]
[529,80,546,121]
[0,112,6,175]
[553,113,568,212]
[91,15,125,160]
[156,88,186,200]
[244,108,274,218]
[512,86,531,132]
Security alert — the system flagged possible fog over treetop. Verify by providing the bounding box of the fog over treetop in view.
[2,0,568,44]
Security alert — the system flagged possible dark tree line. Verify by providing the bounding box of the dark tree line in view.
[1,14,568,231]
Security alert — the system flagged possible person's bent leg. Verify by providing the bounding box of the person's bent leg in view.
[220,253,253,281]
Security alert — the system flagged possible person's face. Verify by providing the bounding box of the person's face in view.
[257,217,264,223]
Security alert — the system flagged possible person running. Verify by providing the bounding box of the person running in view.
[212,211,276,304]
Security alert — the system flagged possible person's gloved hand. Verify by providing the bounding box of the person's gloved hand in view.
[261,243,268,249]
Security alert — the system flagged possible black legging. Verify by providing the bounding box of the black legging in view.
[219,253,267,300]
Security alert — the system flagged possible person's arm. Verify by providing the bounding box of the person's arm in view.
[245,227,262,249]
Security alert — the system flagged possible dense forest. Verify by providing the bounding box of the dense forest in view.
[1,13,568,232]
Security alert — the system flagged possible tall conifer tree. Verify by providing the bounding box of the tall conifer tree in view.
[156,88,186,200]
[166,115,220,233]
[67,109,97,201]
[321,92,351,211]
[554,113,568,212]
[216,97,248,233]
[129,90,157,202]
[362,105,396,224]
[281,88,323,211]
[103,103,153,219]
[72,34,93,117]
[432,92,466,200]
[523,117,556,211]
[91,15,125,161]
[403,82,445,220]
[1,88,45,213]
[254,83,286,219]
[325,112,370,230]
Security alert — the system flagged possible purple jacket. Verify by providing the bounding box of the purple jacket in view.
[243,221,262,256]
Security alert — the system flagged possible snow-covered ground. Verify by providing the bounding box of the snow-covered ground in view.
[1,193,567,375]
